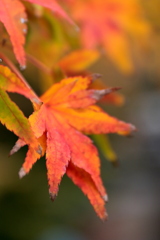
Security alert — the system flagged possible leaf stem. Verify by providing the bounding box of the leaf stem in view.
[26,53,52,75]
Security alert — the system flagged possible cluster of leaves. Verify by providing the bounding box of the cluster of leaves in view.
[0,0,149,219]
[61,0,150,73]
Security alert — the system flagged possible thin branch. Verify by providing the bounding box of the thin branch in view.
[26,53,52,75]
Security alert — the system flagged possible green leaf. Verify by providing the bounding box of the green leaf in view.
[0,88,39,148]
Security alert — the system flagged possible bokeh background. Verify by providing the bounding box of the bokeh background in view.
[0,0,160,240]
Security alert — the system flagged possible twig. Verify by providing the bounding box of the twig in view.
[26,53,52,75]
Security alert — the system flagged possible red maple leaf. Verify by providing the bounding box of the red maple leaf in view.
[0,0,73,67]
[11,75,135,219]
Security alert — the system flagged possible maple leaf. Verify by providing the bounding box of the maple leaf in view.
[58,50,124,166]
[0,65,42,174]
[0,0,27,68]
[65,0,150,72]
[23,0,74,25]
[0,65,40,103]
[14,75,135,219]
[59,49,100,76]
[0,0,73,67]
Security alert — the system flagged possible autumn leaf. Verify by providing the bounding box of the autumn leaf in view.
[0,0,27,68]
[58,50,124,167]
[0,65,43,177]
[15,75,135,219]
[0,88,41,165]
[67,162,108,220]
[0,65,41,105]
[0,0,73,67]
[66,0,150,73]
[25,10,69,91]
[59,49,100,76]
[23,0,74,25]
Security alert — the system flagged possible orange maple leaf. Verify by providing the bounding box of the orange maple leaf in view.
[59,49,100,76]
[66,0,149,72]
[0,0,73,67]
[12,75,135,219]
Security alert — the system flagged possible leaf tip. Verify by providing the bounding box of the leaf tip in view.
[9,139,25,156]
[131,124,137,132]
[20,65,26,71]
[49,191,57,202]
[111,87,122,92]
[19,167,26,179]
[37,145,43,155]
[91,73,103,81]
[102,194,108,203]
[119,123,137,136]
[20,18,28,24]
[102,211,108,222]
